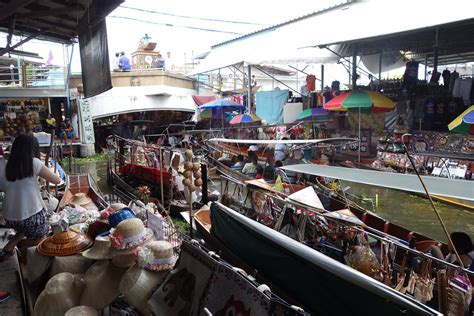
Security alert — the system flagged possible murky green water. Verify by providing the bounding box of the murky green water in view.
[78,160,473,243]
[343,180,474,243]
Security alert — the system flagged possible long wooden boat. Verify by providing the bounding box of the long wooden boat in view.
[208,202,440,316]
[58,174,108,211]
[340,159,474,210]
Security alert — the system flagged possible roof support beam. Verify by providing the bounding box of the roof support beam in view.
[0,0,35,21]
[16,6,85,19]
[0,30,45,56]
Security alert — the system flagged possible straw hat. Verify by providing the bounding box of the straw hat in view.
[50,253,94,277]
[108,208,136,228]
[82,236,114,260]
[111,247,138,268]
[65,306,98,316]
[37,231,93,257]
[109,218,154,250]
[136,241,177,272]
[80,260,126,310]
[33,272,83,316]
[119,266,168,314]
[70,193,92,206]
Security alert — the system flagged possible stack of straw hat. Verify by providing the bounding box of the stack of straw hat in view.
[65,306,98,316]
[80,260,126,310]
[33,272,84,316]
[119,266,168,315]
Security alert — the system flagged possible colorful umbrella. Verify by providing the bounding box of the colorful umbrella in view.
[229,113,261,124]
[199,99,245,110]
[323,90,396,113]
[293,107,330,122]
[448,105,474,134]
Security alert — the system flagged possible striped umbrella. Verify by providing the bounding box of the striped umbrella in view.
[448,105,474,134]
[293,107,330,122]
[229,113,261,124]
[324,90,396,113]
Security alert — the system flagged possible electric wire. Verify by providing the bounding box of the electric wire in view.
[108,15,242,35]
[118,5,269,26]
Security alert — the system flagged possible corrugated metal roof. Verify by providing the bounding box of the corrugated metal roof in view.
[211,1,353,48]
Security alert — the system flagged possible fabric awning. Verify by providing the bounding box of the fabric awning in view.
[281,164,474,202]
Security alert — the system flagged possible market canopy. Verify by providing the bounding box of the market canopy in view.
[281,164,474,202]
[192,0,474,77]
[300,0,474,66]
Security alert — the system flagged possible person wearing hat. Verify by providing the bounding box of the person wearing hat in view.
[0,134,61,261]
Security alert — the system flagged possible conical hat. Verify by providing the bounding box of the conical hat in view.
[33,272,83,316]
[65,306,98,316]
[37,231,93,257]
[70,193,92,206]
[50,253,94,277]
[287,186,324,210]
[119,267,167,315]
[80,260,126,310]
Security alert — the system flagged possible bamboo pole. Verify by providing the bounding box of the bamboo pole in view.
[159,147,164,207]
[402,136,463,266]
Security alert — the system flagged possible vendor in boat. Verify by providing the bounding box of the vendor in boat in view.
[242,156,259,176]
[430,232,474,271]
[263,157,276,181]
[274,137,288,161]
[231,154,245,170]
[0,134,61,261]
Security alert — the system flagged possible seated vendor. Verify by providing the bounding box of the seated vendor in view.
[58,118,76,143]
[242,156,258,176]
[231,155,245,170]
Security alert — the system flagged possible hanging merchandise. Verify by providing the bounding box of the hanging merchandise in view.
[306,75,316,92]
[402,61,419,89]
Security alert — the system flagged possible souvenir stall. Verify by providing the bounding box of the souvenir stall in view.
[20,189,306,316]
[0,98,47,139]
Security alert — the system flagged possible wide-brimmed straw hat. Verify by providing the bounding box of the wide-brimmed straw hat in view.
[65,306,98,316]
[119,266,168,314]
[80,260,126,310]
[108,208,136,227]
[50,253,94,277]
[70,193,92,206]
[136,241,177,272]
[37,231,93,257]
[109,218,154,250]
[82,236,114,260]
[33,272,83,316]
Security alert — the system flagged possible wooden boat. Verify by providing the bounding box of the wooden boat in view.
[208,202,441,316]
[58,174,108,212]
[340,159,474,210]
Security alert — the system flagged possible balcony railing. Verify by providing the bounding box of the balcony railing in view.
[0,64,66,88]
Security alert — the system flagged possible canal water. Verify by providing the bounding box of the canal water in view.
[77,160,473,243]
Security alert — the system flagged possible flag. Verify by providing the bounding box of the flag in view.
[273,175,284,192]
[46,50,53,65]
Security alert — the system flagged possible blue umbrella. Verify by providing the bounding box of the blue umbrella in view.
[199,99,245,129]
[199,99,245,110]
